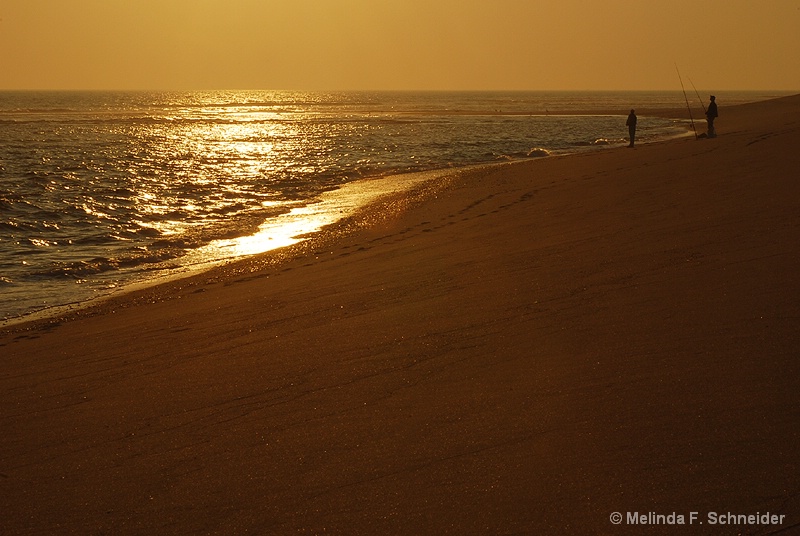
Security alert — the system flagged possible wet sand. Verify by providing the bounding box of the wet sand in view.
[2,95,799,534]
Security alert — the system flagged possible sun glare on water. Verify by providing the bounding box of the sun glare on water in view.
[188,171,437,262]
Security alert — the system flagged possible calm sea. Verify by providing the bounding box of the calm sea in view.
[0,90,786,322]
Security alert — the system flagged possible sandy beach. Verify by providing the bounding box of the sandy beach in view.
[2,95,799,534]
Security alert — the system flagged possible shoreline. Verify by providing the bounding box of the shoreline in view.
[0,165,463,329]
[2,95,799,534]
[1,112,692,330]
[0,162,494,330]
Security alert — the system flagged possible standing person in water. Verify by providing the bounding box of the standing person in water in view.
[706,95,718,138]
[626,109,637,148]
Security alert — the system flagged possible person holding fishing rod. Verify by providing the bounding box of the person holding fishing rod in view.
[677,65,719,140]
[706,95,718,138]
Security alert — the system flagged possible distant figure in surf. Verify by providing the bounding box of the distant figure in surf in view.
[626,109,637,147]
[706,95,718,138]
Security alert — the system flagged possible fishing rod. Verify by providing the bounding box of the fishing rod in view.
[688,76,706,114]
[675,63,698,139]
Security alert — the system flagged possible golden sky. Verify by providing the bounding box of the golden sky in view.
[2,0,799,91]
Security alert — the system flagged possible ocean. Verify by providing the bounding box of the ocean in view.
[0,90,786,323]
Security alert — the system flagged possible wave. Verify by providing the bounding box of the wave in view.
[571,137,627,147]
[527,147,551,157]
[34,251,178,278]
[493,147,552,161]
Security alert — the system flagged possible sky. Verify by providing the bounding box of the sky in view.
[1,0,799,91]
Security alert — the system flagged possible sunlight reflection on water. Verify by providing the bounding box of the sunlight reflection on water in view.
[188,170,440,261]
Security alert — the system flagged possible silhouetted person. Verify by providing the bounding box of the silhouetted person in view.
[706,95,718,138]
[626,109,637,147]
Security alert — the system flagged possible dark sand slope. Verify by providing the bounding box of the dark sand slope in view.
[2,95,799,534]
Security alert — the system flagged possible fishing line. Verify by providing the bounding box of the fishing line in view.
[688,77,706,114]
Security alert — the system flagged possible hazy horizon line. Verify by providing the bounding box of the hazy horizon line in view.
[2,87,798,94]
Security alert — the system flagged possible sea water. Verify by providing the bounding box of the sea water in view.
[0,90,785,322]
